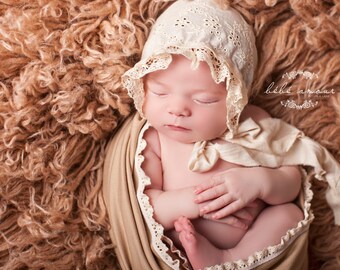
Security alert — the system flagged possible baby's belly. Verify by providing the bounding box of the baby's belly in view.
[167,217,246,250]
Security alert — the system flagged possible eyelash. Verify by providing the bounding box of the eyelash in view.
[150,90,220,105]
[150,91,168,97]
[194,99,219,105]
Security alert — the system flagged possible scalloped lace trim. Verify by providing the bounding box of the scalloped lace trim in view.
[135,122,190,269]
[135,123,314,270]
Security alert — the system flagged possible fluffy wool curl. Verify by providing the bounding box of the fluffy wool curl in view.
[0,0,339,269]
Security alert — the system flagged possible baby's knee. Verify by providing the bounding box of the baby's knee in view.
[273,203,304,227]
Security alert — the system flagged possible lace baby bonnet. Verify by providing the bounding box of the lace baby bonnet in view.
[122,0,257,134]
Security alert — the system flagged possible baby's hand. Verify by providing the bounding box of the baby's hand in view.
[194,168,264,220]
[202,200,266,229]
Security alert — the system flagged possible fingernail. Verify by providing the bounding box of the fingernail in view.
[195,195,202,203]
[200,207,206,215]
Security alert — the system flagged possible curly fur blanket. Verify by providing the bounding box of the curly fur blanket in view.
[0,0,339,269]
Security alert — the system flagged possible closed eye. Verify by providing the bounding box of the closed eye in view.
[150,90,168,97]
[194,99,220,105]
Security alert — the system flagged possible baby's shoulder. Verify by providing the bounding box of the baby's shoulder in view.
[240,104,271,123]
[143,126,161,158]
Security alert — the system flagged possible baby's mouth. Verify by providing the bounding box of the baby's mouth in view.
[165,125,190,131]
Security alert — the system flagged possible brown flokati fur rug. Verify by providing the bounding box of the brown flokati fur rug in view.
[0,0,339,269]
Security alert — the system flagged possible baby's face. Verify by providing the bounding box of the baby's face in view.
[143,54,228,144]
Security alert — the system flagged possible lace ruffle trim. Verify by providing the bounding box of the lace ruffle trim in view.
[135,123,314,270]
[135,122,190,269]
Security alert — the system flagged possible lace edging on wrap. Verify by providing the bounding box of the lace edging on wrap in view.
[135,123,190,269]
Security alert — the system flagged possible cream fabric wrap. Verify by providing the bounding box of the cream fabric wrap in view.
[102,113,340,269]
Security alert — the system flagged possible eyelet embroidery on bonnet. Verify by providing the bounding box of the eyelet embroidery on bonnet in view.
[122,0,257,135]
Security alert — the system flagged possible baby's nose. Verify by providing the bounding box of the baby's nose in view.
[167,99,191,117]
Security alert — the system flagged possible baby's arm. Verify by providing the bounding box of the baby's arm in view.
[195,166,301,219]
[195,105,302,219]
[239,105,302,205]
[257,166,301,204]
[142,128,200,230]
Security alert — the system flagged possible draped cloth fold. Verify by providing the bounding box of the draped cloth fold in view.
[102,114,172,270]
[102,113,335,269]
[188,117,340,225]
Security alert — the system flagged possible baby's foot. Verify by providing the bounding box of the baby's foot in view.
[174,216,225,270]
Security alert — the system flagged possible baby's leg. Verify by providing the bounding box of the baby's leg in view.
[175,203,303,270]
[226,203,303,261]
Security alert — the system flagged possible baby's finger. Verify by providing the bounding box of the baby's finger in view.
[194,183,226,203]
[194,181,214,195]
[203,214,248,230]
[194,177,223,195]
[199,194,232,215]
[211,200,244,220]
[232,209,253,221]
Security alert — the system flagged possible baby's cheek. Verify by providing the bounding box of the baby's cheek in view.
[205,114,227,135]
[142,98,155,117]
